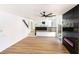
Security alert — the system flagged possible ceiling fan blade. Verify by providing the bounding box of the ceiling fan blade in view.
[45,14,56,17]
[40,13,44,17]
[40,13,43,15]
[47,13,53,16]
[49,15,56,17]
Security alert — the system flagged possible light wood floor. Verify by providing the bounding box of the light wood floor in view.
[0,37,69,54]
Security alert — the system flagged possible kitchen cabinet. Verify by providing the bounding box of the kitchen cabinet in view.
[35,27,47,35]
[63,5,79,19]
[73,5,79,18]
[63,5,79,54]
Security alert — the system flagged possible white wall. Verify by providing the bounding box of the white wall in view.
[33,17,56,29]
[0,11,30,52]
[35,19,52,27]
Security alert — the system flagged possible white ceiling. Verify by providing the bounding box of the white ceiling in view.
[0,4,77,19]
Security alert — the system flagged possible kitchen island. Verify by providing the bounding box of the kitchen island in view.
[35,27,56,37]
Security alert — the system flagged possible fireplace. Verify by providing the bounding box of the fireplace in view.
[63,37,78,54]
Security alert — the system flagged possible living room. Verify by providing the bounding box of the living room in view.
[0,4,78,54]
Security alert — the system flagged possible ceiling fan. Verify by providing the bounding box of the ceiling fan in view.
[40,11,56,17]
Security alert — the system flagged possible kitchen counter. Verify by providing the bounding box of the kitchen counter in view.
[35,27,56,35]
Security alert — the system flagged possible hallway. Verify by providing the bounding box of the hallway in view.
[0,36,69,54]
